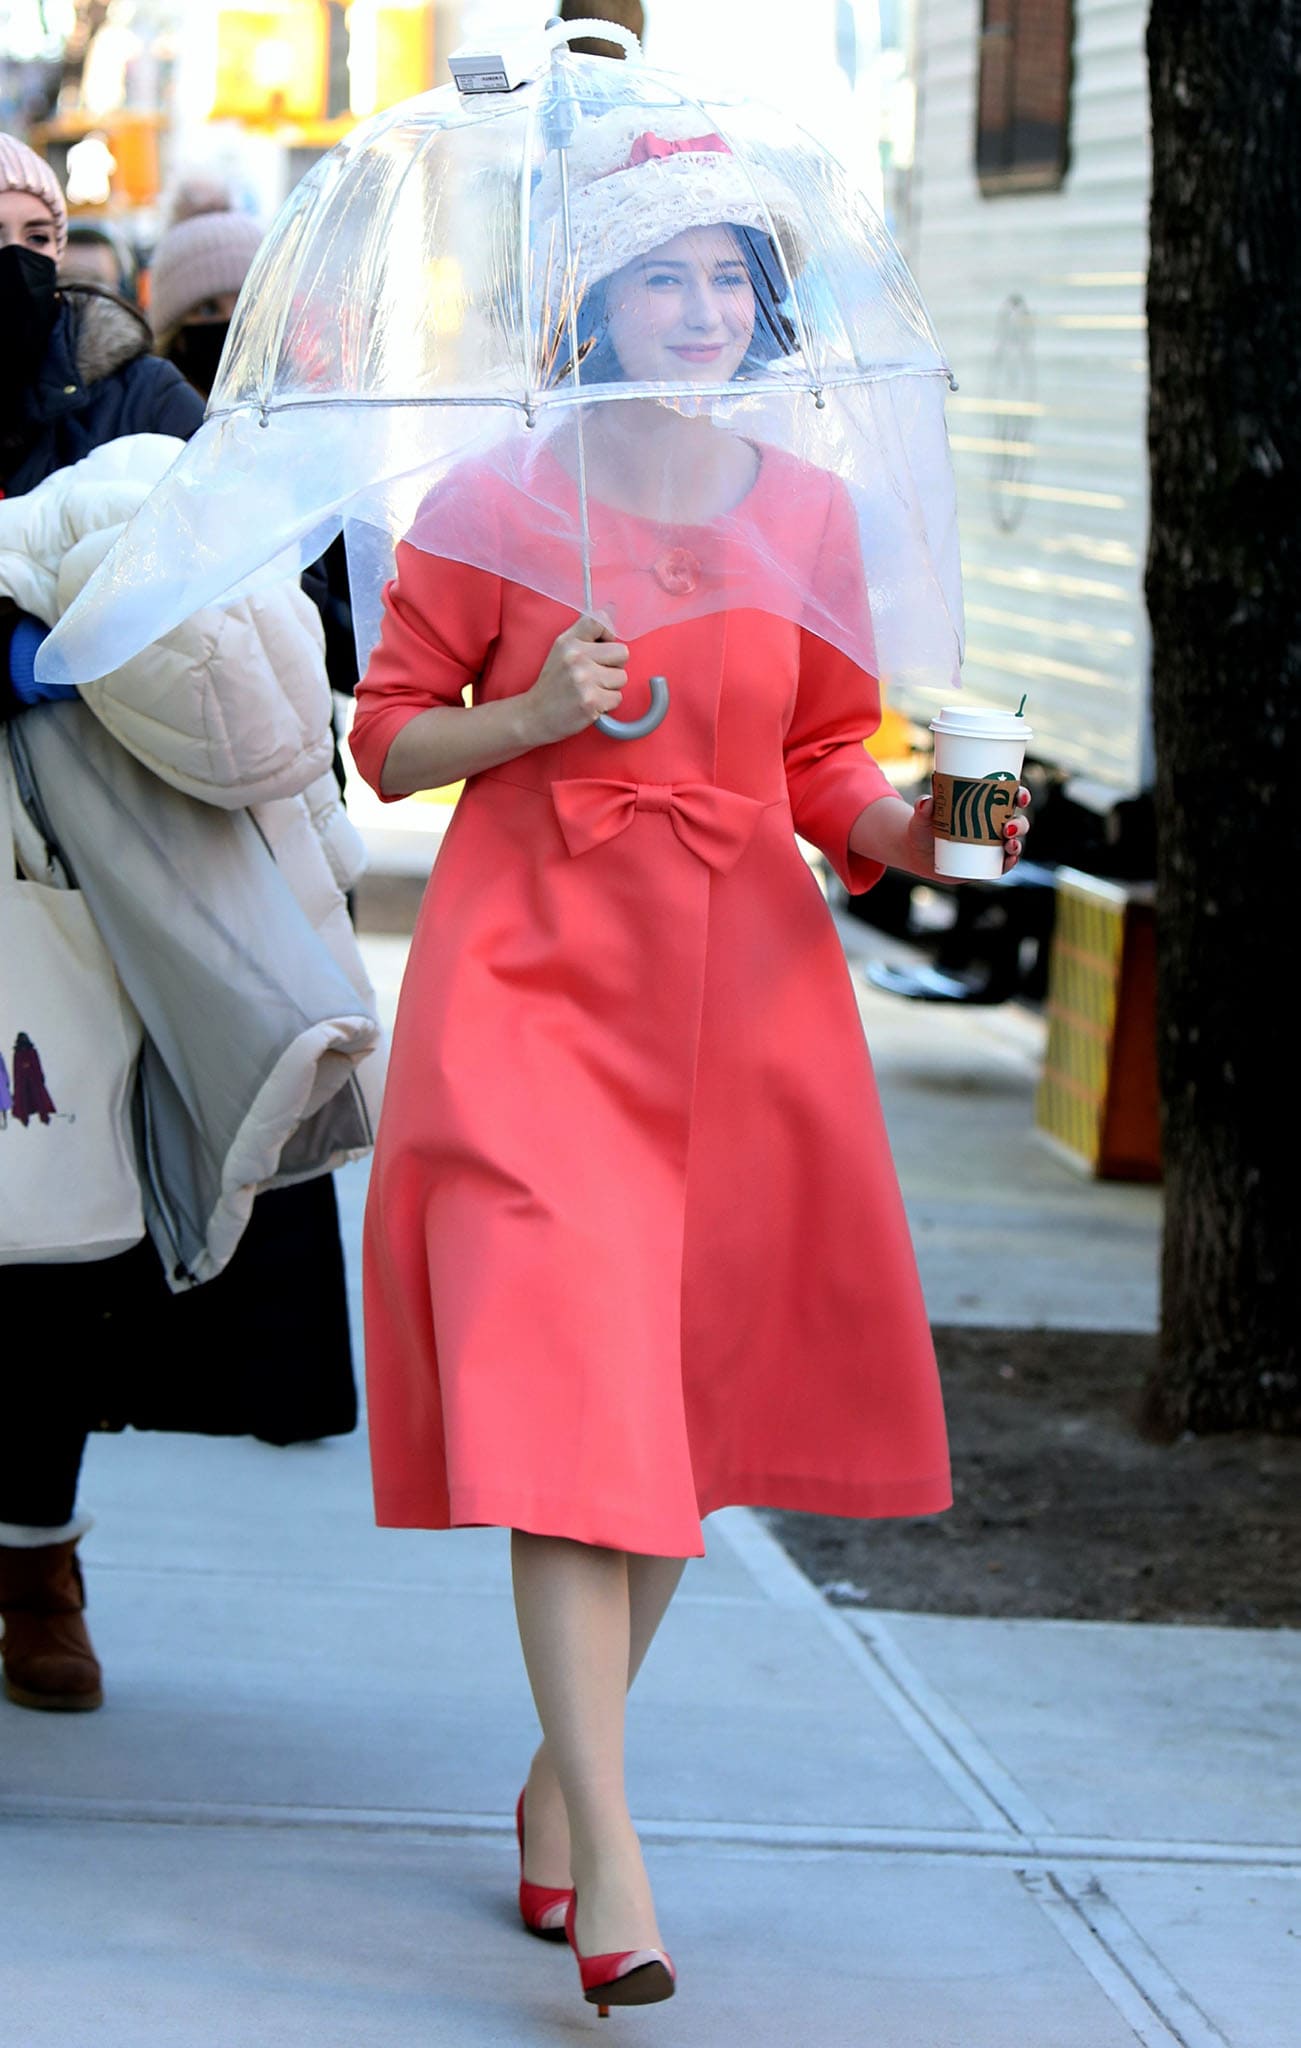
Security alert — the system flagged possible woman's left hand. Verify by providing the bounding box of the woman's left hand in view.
[900,784,1032,881]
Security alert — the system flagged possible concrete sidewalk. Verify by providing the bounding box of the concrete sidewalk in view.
[2,928,1296,2047]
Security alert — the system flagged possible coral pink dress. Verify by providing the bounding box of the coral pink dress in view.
[350,445,949,1557]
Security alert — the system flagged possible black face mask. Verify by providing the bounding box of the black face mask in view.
[0,244,60,394]
[166,320,230,399]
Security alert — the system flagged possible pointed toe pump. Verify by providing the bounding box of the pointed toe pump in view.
[515,1788,575,1940]
[564,1893,677,2018]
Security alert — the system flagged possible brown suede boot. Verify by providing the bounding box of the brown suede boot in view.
[0,1540,104,1711]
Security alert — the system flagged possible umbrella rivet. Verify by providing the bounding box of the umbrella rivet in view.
[524,402,537,430]
[813,388,826,410]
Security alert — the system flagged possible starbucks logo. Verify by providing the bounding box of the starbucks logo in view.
[932,770,1018,845]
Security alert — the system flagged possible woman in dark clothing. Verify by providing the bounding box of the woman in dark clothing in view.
[0,136,358,1718]
[0,146,198,506]
[147,199,362,703]
[8,1033,55,1125]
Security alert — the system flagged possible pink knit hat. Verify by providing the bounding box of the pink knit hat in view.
[148,208,264,338]
[0,132,68,253]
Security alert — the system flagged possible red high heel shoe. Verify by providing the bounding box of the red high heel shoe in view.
[515,1788,574,1940]
[564,1892,676,2018]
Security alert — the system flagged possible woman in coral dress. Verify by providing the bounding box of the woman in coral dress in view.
[349,117,1028,2017]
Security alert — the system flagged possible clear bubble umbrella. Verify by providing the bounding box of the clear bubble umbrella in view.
[40,14,964,740]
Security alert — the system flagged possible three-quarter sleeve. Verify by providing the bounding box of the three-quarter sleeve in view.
[348,541,502,800]
[784,482,897,894]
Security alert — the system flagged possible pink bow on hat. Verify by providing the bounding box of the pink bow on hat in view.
[627,131,731,168]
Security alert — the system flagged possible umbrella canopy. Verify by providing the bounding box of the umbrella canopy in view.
[40,18,963,709]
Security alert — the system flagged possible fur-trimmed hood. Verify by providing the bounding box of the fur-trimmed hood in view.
[62,282,155,386]
[1,285,203,499]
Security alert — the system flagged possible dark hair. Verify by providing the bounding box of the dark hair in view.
[553,225,798,388]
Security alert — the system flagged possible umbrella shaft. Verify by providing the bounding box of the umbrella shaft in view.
[557,137,594,616]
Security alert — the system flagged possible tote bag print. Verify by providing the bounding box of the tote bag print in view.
[0,740,145,1263]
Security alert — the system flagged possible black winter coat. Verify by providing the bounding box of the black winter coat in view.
[1,285,203,497]
[1,287,203,721]
[0,285,356,1459]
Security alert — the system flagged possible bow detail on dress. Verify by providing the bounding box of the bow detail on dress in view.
[551,779,765,875]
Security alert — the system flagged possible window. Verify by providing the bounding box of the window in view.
[976,0,1074,196]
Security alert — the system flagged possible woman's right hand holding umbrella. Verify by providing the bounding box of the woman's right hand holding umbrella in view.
[522,616,630,743]
[378,615,631,797]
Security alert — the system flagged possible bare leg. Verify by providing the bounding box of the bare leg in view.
[521,1552,687,1888]
[512,1533,686,1953]
[627,1552,690,1688]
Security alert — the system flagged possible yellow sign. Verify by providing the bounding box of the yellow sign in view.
[211,3,434,129]
[212,6,327,126]
[349,1,436,119]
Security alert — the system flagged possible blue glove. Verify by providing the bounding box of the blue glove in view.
[9,616,77,704]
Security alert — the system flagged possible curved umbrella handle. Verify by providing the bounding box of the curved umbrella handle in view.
[596,674,670,742]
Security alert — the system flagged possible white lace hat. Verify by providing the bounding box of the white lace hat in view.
[532,106,804,292]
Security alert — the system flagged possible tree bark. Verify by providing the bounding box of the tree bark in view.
[1144,1,1301,1433]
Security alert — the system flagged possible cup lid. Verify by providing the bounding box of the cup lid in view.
[929,705,1033,739]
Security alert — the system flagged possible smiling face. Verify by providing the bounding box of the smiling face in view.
[0,187,59,256]
[602,226,757,384]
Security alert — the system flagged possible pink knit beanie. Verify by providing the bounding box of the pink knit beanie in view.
[0,132,68,253]
[148,208,264,338]
[166,173,237,227]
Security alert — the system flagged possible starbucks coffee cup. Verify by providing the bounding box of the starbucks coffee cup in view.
[929,706,1032,879]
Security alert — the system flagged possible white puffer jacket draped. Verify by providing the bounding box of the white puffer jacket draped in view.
[0,434,384,1286]
[0,432,363,908]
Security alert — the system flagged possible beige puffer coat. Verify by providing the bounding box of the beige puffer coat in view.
[1,434,386,1283]
[0,432,371,1017]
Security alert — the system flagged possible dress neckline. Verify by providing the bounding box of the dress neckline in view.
[533,433,768,534]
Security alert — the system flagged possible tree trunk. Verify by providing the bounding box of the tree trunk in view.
[1143,1,1301,1434]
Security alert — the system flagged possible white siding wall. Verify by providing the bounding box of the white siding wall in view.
[905,0,1150,793]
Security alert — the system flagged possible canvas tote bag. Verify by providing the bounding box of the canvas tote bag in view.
[0,734,145,1263]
